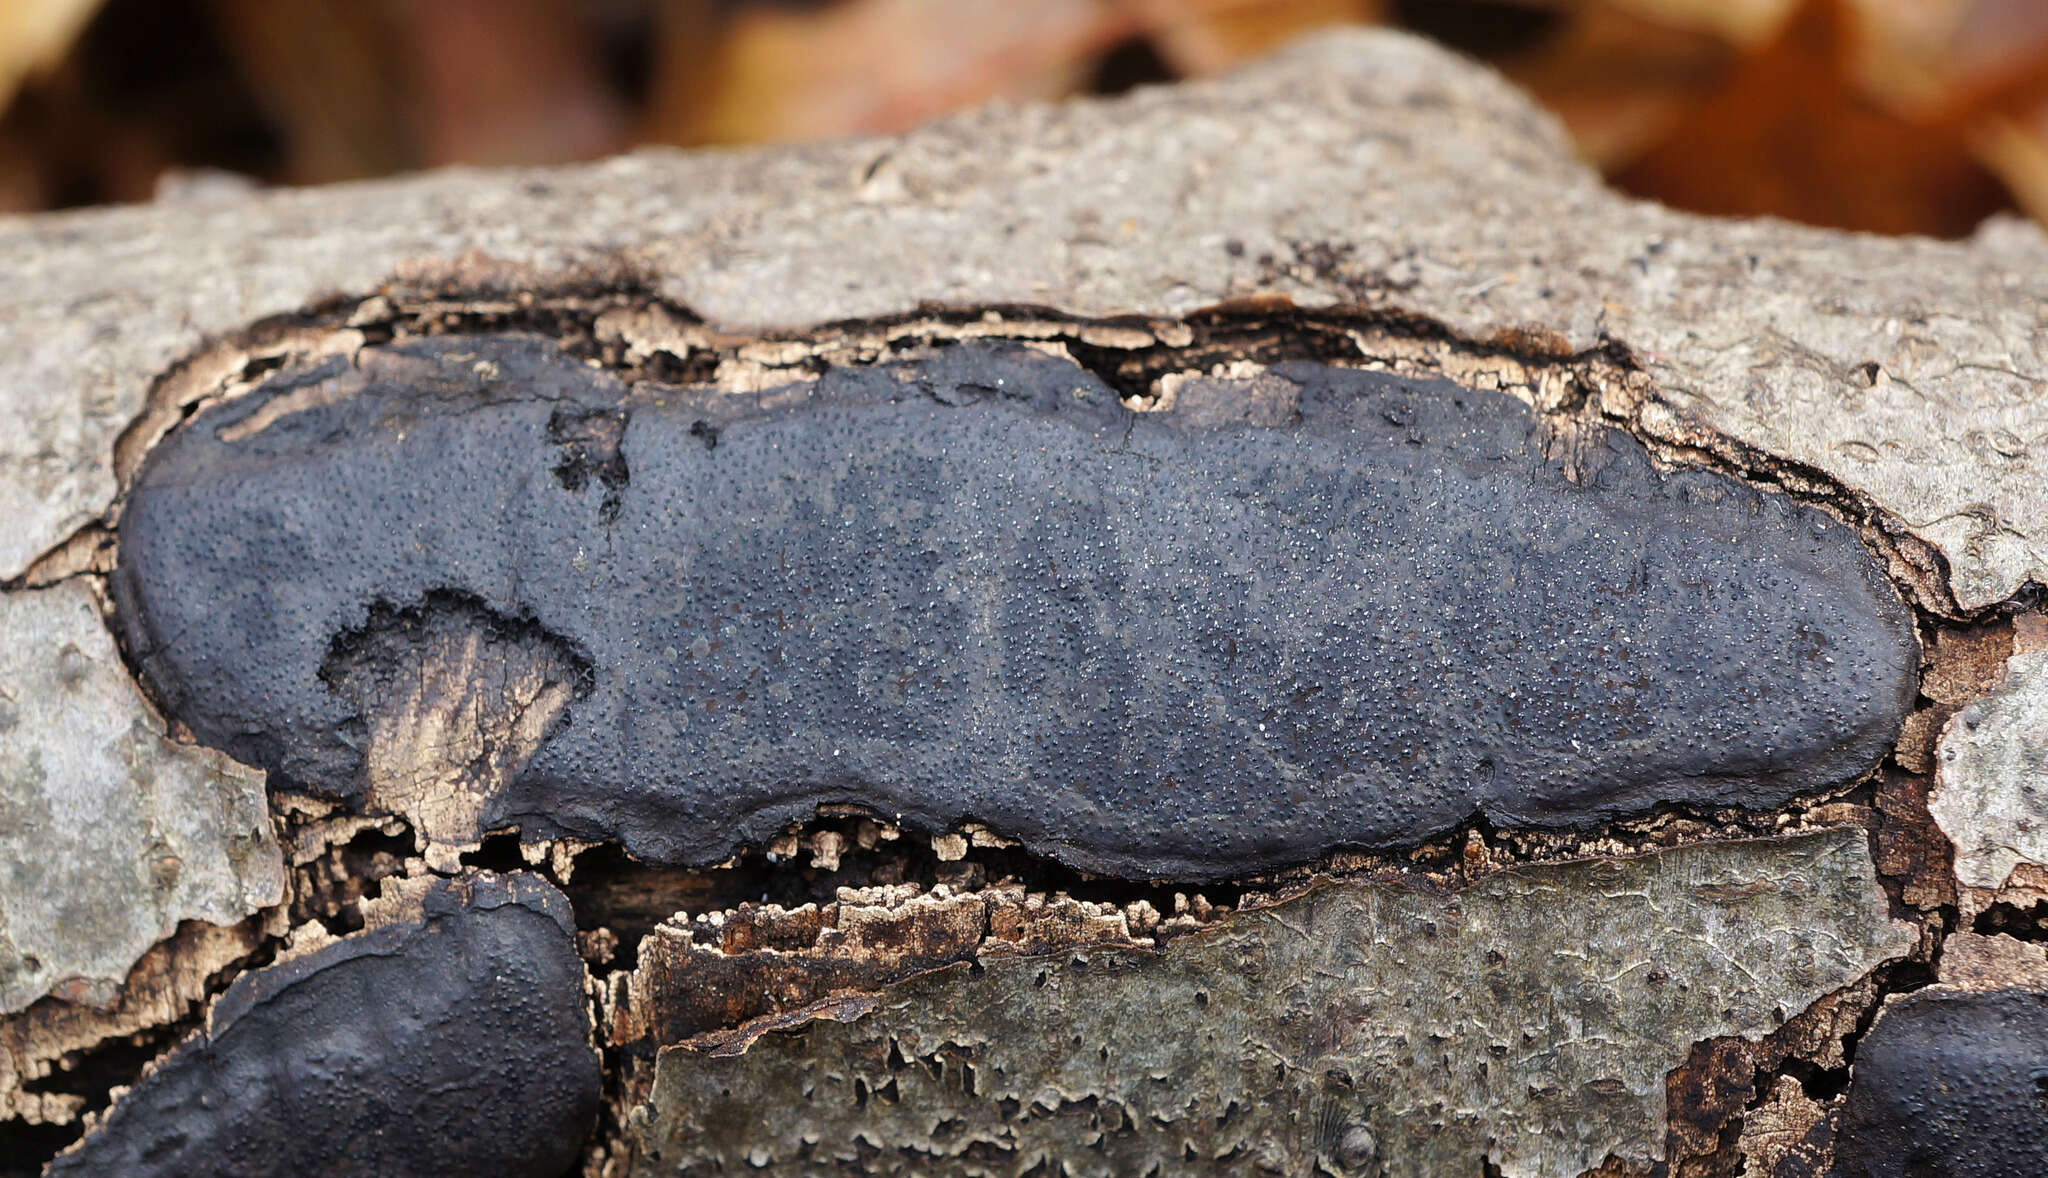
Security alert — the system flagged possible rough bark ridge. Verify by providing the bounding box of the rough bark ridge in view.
[1,26,2046,1178]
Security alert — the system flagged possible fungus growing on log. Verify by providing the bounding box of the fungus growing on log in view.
[112,333,1918,878]
[44,873,599,1178]
[1833,987,2048,1178]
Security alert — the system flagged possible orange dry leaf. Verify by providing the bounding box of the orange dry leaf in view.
[2,0,2042,237]
[213,0,627,182]
[396,0,627,167]
[1855,0,2048,225]
[643,0,1141,146]
[642,0,1383,147]
[1598,0,1794,43]
[0,0,103,111]
[210,0,410,183]
[1613,0,2012,235]
[1502,3,1740,170]
[1130,0,1383,77]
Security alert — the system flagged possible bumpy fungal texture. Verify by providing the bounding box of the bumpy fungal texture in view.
[113,333,1918,878]
[43,872,599,1178]
[630,830,1912,1177]
[1832,987,2048,1178]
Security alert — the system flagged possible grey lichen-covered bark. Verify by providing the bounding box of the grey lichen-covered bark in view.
[1,24,2046,1178]
[636,831,1909,1177]
[0,583,282,1014]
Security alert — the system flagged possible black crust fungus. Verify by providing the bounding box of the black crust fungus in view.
[1831,987,2048,1178]
[44,872,599,1178]
[112,334,1920,879]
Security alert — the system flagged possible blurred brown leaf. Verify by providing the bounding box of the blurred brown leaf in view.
[211,0,627,183]
[210,0,406,182]
[1855,0,2048,225]
[0,0,2040,236]
[0,0,102,110]
[1133,0,1383,77]
[1502,4,1737,169]
[397,0,628,167]
[1614,0,2012,235]
[644,0,1138,146]
[1856,0,2048,108]
[642,0,1383,147]
[1598,0,1793,43]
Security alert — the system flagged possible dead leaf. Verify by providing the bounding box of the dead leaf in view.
[1614,0,2012,235]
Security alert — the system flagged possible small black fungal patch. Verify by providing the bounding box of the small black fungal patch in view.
[1831,987,2048,1178]
[111,333,1920,879]
[43,873,599,1178]
[546,406,630,523]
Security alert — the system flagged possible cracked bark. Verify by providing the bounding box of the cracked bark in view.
[3,26,2047,1178]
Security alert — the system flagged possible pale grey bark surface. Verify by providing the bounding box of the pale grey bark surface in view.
[1930,636,2048,907]
[0,584,281,1015]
